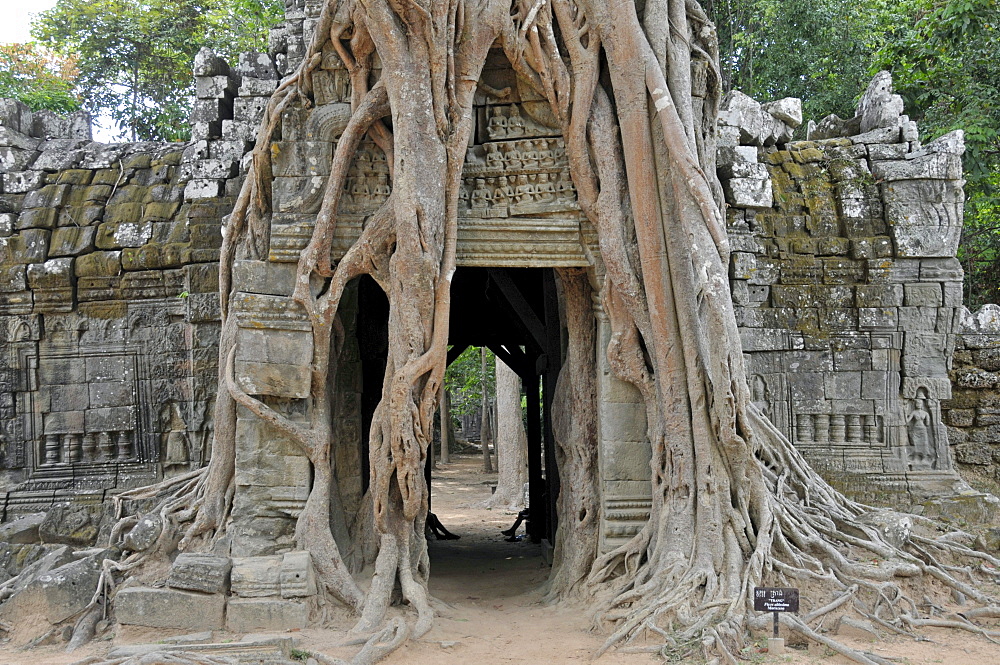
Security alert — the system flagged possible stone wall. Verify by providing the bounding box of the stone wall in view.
[0,100,225,517]
[0,0,995,536]
[943,305,1000,493]
[719,75,972,506]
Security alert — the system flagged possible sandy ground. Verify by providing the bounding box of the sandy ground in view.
[1,453,998,664]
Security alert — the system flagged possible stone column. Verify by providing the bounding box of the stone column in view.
[594,294,652,554]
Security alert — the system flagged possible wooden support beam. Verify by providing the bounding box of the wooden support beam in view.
[542,269,561,543]
[524,371,545,543]
[487,343,533,380]
[487,268,547,352]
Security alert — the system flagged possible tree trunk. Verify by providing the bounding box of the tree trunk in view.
[480,347,494,473]
[487,357,528,509]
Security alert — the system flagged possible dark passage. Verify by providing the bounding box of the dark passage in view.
[355,267,563,544]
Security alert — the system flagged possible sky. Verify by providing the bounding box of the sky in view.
[0,0,59,44]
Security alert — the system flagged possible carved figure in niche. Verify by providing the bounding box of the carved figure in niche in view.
[373,173,391,204]
[554,138,567,164]
[470,178,492,213]
[372,147,386,168]
[198,398,215,466]
[485,143,504,169]
[514,174,534,205]
[906,387,936,470]
[342,177,355,208]
[521,140,538,169]
[485,177,504,217]
[459,178,471,209]
[358,148,372,172]
[556,171,574,201]
[494,175,514,208]
[750,375,770,418]
[351,175,371,208]
[163,402,189,469]
[506,105,525,137]
[538,139,554,167]
[334,69,350,102]
[503,143,521,170]
[488,106,507,139]
[535,172,555,203]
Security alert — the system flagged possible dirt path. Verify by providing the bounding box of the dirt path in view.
[2,454,996,664]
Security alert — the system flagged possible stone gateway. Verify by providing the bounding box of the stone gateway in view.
[0,1,998,663]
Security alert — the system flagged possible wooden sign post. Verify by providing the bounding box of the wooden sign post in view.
[754,587,799,655]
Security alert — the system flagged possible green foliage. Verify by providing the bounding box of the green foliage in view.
[0,42,80,113]
[31,0,282,142]
[445,347,495,418]
[705,0,894,121]
[876,0,1000,305]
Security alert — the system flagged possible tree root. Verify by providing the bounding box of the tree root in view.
[42,3,999,665]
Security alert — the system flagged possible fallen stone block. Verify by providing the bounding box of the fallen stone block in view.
[280,551,317,598]
[231,555,282,597]
[0,512,46,544]
[226,598,308,632]
[166,553,232,594]
[115,586,226,630]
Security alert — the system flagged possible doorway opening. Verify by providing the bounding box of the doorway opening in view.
[354,267,566,591]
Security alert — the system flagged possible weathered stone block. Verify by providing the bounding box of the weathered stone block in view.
[856,284,903,307]
[0,126,41,151]
[239,77,280,97]
[193,47,230,77]
[762,97,802,128]
[167,553,232,594]
[231,555,283,597]
[236,361,312,399]
[271,141,333,177]
[858,307,898,330]
[38,503,102,546]
[824,372,862,399]
[724,177,772,209]
[232,260,297,297]
[0,263,27,292]
[236,51,278,79]
[88,381,132,408]
[903,283,943,307]
[48,383,89,411]
[1,229,50,264]
[191,159,237,180]
[185,179,225,201]
[196,75,238,100]
[280,551,317,598]
[84,406,134,432]
[116,587,226,630]
[74,250,121,277]
[947,409,975,427]
[226,598,308,632]
[17,207,59,230]
[272,176,326,213]
[3,170,45,193]
[49,226,97,257]
[236,455,312,488]
[0,98,34,134]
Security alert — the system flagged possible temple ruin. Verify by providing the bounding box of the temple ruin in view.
[0,0,998,656]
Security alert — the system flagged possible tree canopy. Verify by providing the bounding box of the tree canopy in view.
[0,42,80,113]
[876,0,1000,306]
[30,0,283,141]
